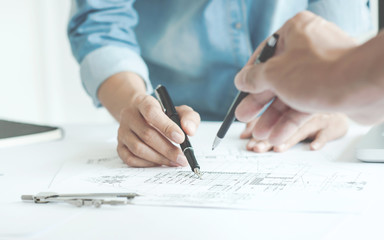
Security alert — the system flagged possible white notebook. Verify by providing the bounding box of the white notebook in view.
[0,119,63,148]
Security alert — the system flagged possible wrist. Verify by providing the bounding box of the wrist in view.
[331,34,384,122]
[98,71,147,121]
[326,47,357,111]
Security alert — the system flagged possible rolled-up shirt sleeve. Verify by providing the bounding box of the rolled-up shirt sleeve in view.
[68,0,153,107]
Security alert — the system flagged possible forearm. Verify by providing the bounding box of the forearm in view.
[98,72,147,122]
[334,32,384,123]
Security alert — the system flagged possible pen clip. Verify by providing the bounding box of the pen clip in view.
[154,86,166,112]
[155,85,179,119]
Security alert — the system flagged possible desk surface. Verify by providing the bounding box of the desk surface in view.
[1,122,384,240]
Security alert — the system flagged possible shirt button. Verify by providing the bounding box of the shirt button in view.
[235,23,242,29]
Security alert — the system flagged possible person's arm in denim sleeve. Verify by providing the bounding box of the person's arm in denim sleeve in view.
[68,0,201,168]
[308,0,372,37]
[68,0,152,107]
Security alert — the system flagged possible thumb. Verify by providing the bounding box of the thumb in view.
[235,34,281,93]
[234,64,269,93]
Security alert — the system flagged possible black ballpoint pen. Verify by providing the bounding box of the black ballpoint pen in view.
[155,85,202,179]
[212,33,279,150]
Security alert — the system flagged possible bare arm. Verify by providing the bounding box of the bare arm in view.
[335,32,384,124]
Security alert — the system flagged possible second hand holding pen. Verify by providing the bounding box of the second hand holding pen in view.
[212,33,279,150]
[155,85,202,179]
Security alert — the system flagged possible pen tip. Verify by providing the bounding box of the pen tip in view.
[194,168,203,180]
[212,137,221,151]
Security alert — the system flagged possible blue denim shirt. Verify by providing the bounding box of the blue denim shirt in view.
[69,0,371,121]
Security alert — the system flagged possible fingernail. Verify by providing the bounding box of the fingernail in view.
[247,140,256,149]
[256,142,266,151]
[176,154,188,166]
[252,132,262,141]
[172,131,184,143]
[184,121,196,134]
[311,142,320,150]
[277,144,287,151]
[169,161,180,167]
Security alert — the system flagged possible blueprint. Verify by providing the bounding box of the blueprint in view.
[50,137,379,213]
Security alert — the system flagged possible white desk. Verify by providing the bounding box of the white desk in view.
[1,122,384,240]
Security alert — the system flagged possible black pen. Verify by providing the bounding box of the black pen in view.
[212,33,279,150]
[155,85,202,179]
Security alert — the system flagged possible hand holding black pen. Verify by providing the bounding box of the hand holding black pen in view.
[212,33,279,150]
[155,85,202,179]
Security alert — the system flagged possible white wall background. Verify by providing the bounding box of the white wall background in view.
[0,1,379,125]
[0,0,113,125]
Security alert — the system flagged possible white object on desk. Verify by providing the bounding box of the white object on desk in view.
[356,123,384,162]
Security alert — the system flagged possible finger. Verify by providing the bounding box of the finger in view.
[138,95,185,143]
[247,139,273,153]
[251,97,288,140]
[177,105,201,136]
[121,129,187,167]
[235,34,283,93]
[273,117,319,152]
[117,143,160,168]
[234,63,269,93]
[310,113,349,150]
[240,118,258,139]
[309,130,328,151]
[235,91,275,122]
[268,108,312,146]
[122,113,188,166]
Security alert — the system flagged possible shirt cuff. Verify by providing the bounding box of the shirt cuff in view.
[80,46,153,107]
